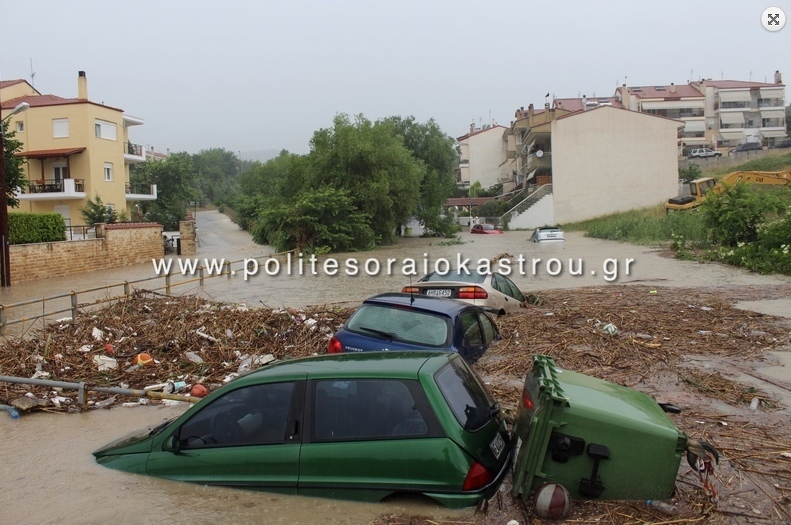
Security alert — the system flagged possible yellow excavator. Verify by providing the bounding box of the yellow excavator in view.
[665,170,791,212]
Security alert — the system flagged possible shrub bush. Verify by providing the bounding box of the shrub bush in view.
[9,212,66,244]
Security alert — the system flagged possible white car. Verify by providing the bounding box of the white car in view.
[529,226,565,243]
[402,268,527,315]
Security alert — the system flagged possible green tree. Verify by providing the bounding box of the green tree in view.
[2,119,27,208]
[253,186,374,252]
[379,116,458,236]
[700,182,786,246]
[192,148,240,205]
[80,194,119,225]
[306,114,424,244]
[132,152,198,230]
[679,163,702,181]
[786,103,790,137]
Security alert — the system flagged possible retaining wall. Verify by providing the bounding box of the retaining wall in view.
[10,223,165,284]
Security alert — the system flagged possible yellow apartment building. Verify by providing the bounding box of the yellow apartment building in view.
[0,71,156,228]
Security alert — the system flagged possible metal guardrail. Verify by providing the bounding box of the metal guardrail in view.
[0,252,295,336]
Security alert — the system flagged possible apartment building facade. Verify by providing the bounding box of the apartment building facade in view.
[690,71,787,148]
[455,124,508,190]
[0,71,156,227]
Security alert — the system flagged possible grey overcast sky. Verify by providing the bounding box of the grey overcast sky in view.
[2,1,789,157]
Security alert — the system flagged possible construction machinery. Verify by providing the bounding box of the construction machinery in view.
[665,170,791,212]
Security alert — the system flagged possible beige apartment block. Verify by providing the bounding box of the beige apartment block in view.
[0,71,156,228]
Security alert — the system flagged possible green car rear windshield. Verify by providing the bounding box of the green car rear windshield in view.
[435,359,495,431]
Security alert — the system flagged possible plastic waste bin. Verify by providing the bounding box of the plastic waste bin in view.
[512,355,690,501]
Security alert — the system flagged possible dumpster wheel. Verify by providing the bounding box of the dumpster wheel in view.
[686,440,719,502]
[686,440,719,471]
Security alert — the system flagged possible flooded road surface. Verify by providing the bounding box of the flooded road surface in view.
[3,210,791,320]
[2,211,791,523]
[0,404,467,525]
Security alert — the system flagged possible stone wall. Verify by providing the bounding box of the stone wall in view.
[10,222,164,284]
[178,220,196,256]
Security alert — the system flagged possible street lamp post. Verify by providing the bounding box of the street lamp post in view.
[0,102,31,287]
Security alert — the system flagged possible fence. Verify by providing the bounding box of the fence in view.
[0,251,294,336]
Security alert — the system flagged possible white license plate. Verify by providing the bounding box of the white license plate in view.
[426,289,452,297]
[490,432,505,459]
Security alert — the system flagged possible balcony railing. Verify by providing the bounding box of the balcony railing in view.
[126,183,155,195]
[25,178,84,194]
[125,142,143,156]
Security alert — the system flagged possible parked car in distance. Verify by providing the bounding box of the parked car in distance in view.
[687,148,722,159]
[730,142,763,154]
[529,226,565,243]
[471,223,504,234]
[770,139,791,149]
[402,268,527,315]
[94,351,512,508]
[328,292,500,363]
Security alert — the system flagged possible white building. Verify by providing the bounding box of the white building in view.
[456,124,508,190]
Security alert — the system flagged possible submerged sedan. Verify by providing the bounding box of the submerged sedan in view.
[94,352,512,508]
[471,224,503,234]
[329,293,500,364]
[402,268,527,314]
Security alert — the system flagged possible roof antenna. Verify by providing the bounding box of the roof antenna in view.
[408,272,415,305]
[29,58,36,88]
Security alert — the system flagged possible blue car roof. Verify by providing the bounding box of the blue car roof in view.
[363,292,473,314]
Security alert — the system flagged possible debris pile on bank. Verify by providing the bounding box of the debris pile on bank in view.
[0,290,353,411]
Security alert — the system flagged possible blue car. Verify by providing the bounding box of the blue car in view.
[328,293,500,363]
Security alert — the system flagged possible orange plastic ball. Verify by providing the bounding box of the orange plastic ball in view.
[190,384,209,398]
[133,353,154,367]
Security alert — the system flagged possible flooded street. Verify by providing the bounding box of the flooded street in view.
[2,210,791,523]
[0,404,466,525]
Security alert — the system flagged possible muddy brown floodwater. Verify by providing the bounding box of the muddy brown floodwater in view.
[1,210,790,524]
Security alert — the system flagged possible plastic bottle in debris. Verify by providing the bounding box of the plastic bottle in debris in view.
[646,500,676,514]
[1,404,20,419]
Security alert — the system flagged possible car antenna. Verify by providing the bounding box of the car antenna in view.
[409,274,415,305]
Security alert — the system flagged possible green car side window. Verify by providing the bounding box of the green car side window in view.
[178,382,294,449]
[313,379,434,440]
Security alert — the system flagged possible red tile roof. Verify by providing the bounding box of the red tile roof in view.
[1,94,123,112]
[106,223,164,230]
[0,79,27,89]
[626,84,703,98]
[456,125,507,141]
[16,147,86,159]
[692,79,784,89]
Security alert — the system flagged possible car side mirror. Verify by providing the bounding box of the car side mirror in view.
[168,434,182,455]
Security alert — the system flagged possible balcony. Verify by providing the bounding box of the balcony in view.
[16,178,86,201]
[126,183,158,201]
[124,141,146,163]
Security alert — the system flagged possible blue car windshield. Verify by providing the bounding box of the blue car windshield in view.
[347,304,450,347]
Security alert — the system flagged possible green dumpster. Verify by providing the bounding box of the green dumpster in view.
[513,355,692,501]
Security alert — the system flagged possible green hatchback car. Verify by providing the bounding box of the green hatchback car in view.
[94,351,512,508]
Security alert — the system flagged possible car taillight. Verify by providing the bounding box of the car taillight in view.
[462,461,495,491]
[327,336,343,354]
[458,286,488,299]
[401,286,420,294]
[522,387,534,411]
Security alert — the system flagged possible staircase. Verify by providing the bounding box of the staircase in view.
[500,184,553,224]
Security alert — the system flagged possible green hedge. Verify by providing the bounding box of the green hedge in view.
[9,212,67,244]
